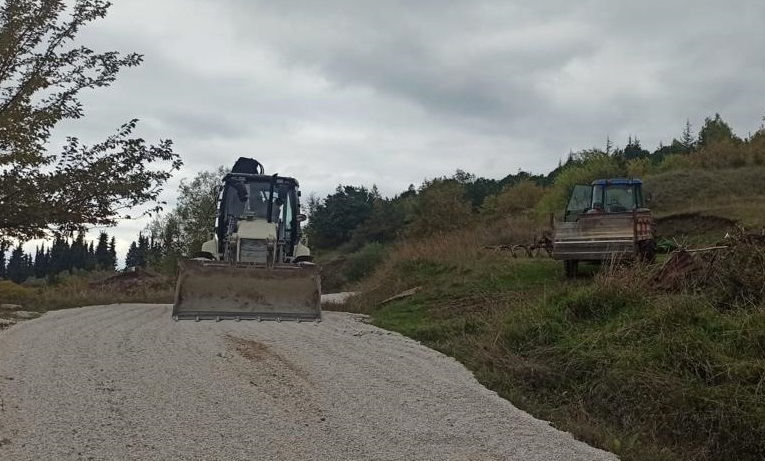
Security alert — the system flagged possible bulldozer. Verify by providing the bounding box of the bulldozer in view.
[172,157,321,321]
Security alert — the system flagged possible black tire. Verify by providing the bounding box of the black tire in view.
[637,239,657,263]
[564,260,579,278]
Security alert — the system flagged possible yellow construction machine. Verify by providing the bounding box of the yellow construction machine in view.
[172,158,321,321]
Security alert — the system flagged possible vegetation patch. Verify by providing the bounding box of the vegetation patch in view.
[0,271,174,318]
[346,227,765,461]
[654,213,737,245]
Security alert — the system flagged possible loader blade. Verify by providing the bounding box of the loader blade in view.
[172,259,321,321]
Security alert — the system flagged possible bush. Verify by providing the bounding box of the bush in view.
[0,280,34,303]
[342,243,389,283]
[405,180,474,239]
[482,180,545,216]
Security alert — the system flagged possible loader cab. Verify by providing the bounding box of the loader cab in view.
[216,173,304,257]
[564,179,645,222]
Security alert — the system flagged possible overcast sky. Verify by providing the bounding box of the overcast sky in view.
[26,0,765,264]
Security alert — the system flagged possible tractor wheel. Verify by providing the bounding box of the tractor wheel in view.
[564,260,579,278]
[637,239,657,263]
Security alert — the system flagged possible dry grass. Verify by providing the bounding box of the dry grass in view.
[0,272,175,315]
[343,219,765,461]
[644,166,765,229]
[345,216,545,309]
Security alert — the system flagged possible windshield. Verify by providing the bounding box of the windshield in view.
[593,184,641,212]
[224,178,292,223]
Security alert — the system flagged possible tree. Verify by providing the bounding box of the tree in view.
[622,136,650,160]
[70,232,88,269]
[698,113,739,147]
[405,179,474,239]
[85,240,96,271]
[174,167,225,256]
[350,197,407,247]
[6,245,29,283]
[452,170,503,210]
[681,119,695,152]
[108,236,117,270]
[136,234,149,267]
[143,210,183,273]
[95,232,110,269]
[125,241,139,268]
[651,139,685,164]
[0,241,7,279]
[42,247,51,278]
[48,236,71,277]
[482,180,545,215]
[306,185,375,249]
[33,245,45,278]
[536,149,626,213]
[0,0,182,242]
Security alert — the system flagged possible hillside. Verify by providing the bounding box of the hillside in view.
[339,225,765,461]
[644,166,765,241]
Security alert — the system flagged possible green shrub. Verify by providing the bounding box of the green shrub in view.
[342,242,389,283]
[0,280,34,303]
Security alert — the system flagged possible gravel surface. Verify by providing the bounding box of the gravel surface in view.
[319,291,360,305]
[0,304,618,461]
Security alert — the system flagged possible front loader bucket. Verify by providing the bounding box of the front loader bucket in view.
[172,259,321,321]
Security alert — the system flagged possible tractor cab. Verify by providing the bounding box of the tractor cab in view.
[564,179,646,222]
[216,173,306,262]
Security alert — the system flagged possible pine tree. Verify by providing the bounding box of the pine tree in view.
[623,136,650,160]
[145,231,166,269]
[33,246,45,278]
[681,119,695,152]
[49,237,71,277]
[23,254,33,280]
[6,245,27,284]
[125,241,140,268]
[108,237,117,270]
[71,232,88,270]
[85,241,97,271]
[0,242,8,279]
[95,232,110,269]
[137,234,150,267]
[43,248,51,279]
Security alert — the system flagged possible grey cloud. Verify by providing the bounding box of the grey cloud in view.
[224,0,765,153]
[227,0,577,122]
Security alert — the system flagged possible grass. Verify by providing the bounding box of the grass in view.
[0,271,175,321]
[644,166,765,236]
[344,224,765,461]
[636,166,765,246]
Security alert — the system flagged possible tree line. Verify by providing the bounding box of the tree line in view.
[0,232,117,284]
[122,111,765,273]
[305,112,765,252]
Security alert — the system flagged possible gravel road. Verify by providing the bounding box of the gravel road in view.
[0,304,617,461]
